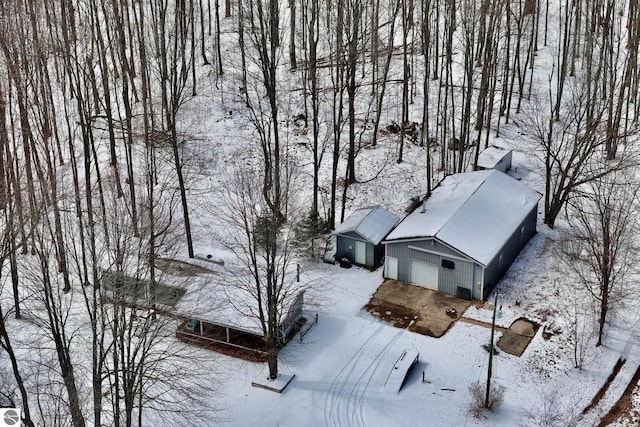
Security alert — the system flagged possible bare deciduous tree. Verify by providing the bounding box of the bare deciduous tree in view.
[559,170,639,346]
[0,240,35,427]
[213,165,304,380]
[24,229,86,427]
[523,82,632,229]
[552,280,594,369]
[522,388,583,427]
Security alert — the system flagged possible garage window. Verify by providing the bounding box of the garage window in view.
[441,259,455,270]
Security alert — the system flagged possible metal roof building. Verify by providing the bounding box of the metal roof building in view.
[383,170,541,300]
[332,206,399,268]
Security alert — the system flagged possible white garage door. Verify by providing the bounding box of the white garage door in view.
[410,260,439,290]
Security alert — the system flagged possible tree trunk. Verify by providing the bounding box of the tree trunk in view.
[289,0,296,69]
[268,347,279,380]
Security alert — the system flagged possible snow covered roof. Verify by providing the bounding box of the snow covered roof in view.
[332,206,400,245]
[477,145,512,170]
[384,170,541,266]
[103,256,303,336]
[172,272,264,334]
[165,256,304,335]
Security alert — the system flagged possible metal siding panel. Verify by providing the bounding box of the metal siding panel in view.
[406,247,473,294]
[472,264,483,300]
[388,241,415,283]
[336,236,355,262]
[386,241,476,295]
[439,258,475,296]
[407,238,474,261]
[364,243,376,267]
[337,230,361,241]
[483,206,538,299]
[335,236,347,258]
[484,257,500,299]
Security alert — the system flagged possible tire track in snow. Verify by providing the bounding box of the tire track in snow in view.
[324,326,403,427]
[323,325,385,427]
[354,330,404,427]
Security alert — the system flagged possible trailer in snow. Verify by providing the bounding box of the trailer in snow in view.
[384,349,419,392]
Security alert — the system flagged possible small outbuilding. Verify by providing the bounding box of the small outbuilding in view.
[383,170,541,300]
[477,145,512,173]
[333,206,399,268]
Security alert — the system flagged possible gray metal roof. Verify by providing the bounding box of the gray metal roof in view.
[384,170,541,265]
[332,206,399,245]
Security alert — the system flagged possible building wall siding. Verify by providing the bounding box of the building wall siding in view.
[438,258,475,297]
[384,200,539,300]
[473,264,484,300]
[366,242,375,267]
[336,235,355,262]
[336,235,376,267]
[385,240,477,297]
[404,238,467,258]
[483,206,538,299]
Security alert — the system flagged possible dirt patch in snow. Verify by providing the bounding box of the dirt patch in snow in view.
[495,318,540,357]
[593,359,640,426]
[582,358,626,415]
[365,281,540,354]
[459,316,539,356]
[365,280,472,338]
[600,366,640,426]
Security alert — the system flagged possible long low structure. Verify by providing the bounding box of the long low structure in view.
[101,258,305,356]
[382,170,541,300]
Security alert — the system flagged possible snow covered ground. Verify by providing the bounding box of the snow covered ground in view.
[182,74,640,424]
[194,239,640,427]
[181,28,640,424]
[141,0,638,422]
[2,1,639,425]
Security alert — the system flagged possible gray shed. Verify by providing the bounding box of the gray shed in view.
[333,206,399,268]
[477,145,512,173]
[382,170,541,300]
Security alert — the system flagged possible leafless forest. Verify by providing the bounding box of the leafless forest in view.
[0,0,638,425]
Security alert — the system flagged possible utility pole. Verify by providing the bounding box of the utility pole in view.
[485,293,498,408]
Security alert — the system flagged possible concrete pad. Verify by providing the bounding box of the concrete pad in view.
[496,332,531,357]
[251,371,295,393]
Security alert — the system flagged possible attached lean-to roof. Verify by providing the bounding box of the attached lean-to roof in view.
[332,206,400,245]
[384,170,541,266]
